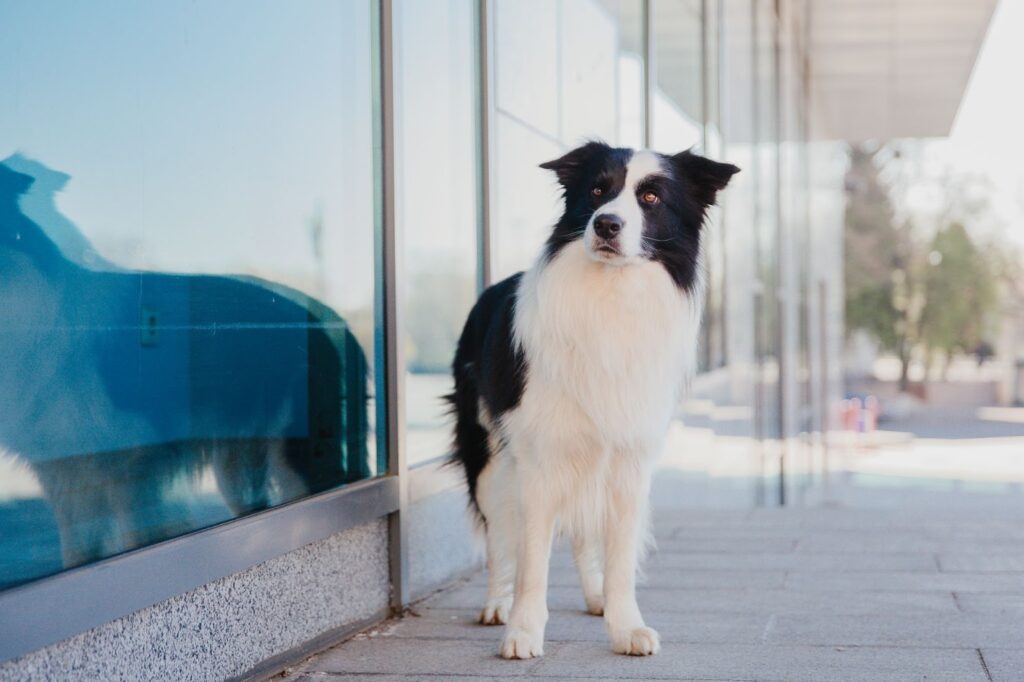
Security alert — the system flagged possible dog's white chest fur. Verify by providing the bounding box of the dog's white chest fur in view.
[511,241,701,452]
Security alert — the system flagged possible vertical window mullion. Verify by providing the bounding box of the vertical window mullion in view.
[376,0,410,612]
[478,0,494,292]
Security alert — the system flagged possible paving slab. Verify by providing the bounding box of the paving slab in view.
[797,534,1024,555]
[938,553,1024,572]
[955,593,1024,615]
[766,613,1024,648]
[473,566,788,590]
[424,583,960,616]
[530,642,988,681]
[284,671,708,675]
[784,569,1024,593]
[645,550,937,572]
[388,607,770,645]
[301,637,544,677]
[655,536,801,554]
[979,649,1024,682]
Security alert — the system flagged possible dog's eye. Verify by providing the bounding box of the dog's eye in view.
[641,191,659,205]
[591,186,603,197]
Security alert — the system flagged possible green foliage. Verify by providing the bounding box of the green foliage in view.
[846,281,900,350]
[919,223,998,358]
[843,143,1003,385]
[843,144,906,355]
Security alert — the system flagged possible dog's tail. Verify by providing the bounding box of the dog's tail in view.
[445,332,491,523]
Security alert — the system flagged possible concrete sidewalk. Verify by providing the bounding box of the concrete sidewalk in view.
[280,496,1024,681]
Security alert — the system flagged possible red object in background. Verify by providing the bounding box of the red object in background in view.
[841,396,878,434]
[863,396,879,432]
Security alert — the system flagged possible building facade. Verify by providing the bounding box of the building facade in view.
[0,0,851,678]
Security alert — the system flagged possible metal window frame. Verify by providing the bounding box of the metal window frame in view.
[0,476,399,662]
[478,0,494,291]
[377,0,410,615]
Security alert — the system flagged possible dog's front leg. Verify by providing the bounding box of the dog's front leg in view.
[500,472,556,659]
[603,458,660,655]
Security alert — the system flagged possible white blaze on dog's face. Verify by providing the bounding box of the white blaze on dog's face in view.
[540,142,739,290]
[582,151,665,264]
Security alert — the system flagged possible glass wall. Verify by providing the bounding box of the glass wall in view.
[0,0,839,642]
[0,0,381,589]
[491,0,645,280]
[651,0,703,152]
[702,0,728,374]
[666,0,766,506]
[754,0,782,448]
[394,0,480,466]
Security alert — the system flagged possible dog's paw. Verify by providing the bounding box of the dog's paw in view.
[500,627,545,659]
[584,595,604,616]
[479,597,512,625]
[611,626,661,656]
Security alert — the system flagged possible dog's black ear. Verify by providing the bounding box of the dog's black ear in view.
[670,149,740,208]
[540,141,609,188]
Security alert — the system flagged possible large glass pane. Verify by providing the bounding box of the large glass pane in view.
[755,0,781,445]
[492,0,645,280]
[395,0,479,466]
[0,0,379,590]
[651,0,703,152]
[702,0,726,373]
[666,0,765,506]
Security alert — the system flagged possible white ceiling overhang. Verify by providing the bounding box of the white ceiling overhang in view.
[810,0,999,141]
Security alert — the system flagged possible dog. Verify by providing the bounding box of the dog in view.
[448,141,738,659]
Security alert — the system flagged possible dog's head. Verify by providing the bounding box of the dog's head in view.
[540,141,739,289]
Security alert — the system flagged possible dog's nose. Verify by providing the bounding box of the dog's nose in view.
[594,214,623,240]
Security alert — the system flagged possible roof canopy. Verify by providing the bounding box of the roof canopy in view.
[810,0,998,140]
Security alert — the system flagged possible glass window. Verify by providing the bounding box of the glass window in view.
[492,0,645,280]
[702,0,727,373]
[651,0,703,152]
[494,0,561,141]
[686,0,762,500]
[0,0,379,590]
[394,0,480,466]
[614,0,646,149]
[755,0,782,442]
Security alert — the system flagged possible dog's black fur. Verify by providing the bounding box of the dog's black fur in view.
[448,272,526,513]
[448,142,739,518]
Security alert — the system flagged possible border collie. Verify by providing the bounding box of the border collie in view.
[449,141,738,659]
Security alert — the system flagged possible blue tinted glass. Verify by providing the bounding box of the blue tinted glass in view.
[0,0,379,589]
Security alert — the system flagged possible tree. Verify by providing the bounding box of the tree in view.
[843,144,922,390]
[844,142,1005,391]
[919,223,998,374]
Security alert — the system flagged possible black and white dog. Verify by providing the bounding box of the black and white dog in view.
[449,142,738,659]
